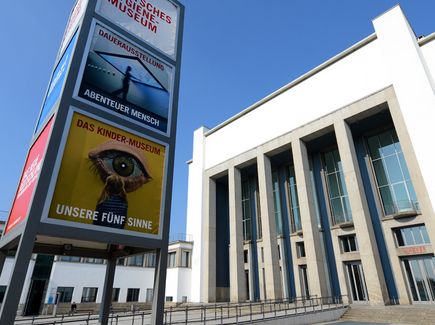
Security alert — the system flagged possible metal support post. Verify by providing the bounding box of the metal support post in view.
[99,255,117,325]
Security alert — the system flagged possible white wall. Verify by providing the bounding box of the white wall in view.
[421,38,435,90]
[45,262,185,303]
[185,127,208,302]
[0,258,34,305]
[204,38,390,169]
[373,6,435,218]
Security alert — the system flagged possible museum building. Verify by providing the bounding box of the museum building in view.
[186,6,435,305]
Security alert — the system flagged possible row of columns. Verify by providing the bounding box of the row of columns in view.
[204,119,392,304]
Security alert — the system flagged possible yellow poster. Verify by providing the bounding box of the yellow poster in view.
[48,113,165,235]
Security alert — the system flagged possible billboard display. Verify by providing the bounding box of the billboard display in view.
[5,119,54,234]
[59,0,88,57]
[96,0,178,58]
[47,112,166,236]
[36,32,78,132]
[77,24,172,133]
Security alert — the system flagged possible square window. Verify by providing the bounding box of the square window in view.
[296,242,306,258]
[126,288,140,302]
[112,288,120,302]
[340,235,358,253]
[81,287,98,303]
[57,287,74,303]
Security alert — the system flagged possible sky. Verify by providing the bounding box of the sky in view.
[0,1,435,239]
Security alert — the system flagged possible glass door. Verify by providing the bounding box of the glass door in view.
[402,256,435,303]
[345,261,369,302]
[299,265,310,299]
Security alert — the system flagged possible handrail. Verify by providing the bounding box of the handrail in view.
[14,295,349,325]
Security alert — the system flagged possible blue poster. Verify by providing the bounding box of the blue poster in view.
[35,32,78,132]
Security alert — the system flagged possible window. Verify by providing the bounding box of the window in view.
[367,130,419,216]
[323,149,352,225]
[182,296,187,303]
[287,165,302,232]
[117,258,126,266]
[81,287,98,302]
[144,252,157,267]
[126,288,140,302]
[0,286,7,303]
[146,288,153,302]
[127,254,144,267]
[112,288,120,302]
[242,180,253,241]
[296,242,306,258]
[340,235,358,253]
[395,225,430,247]
[168,252,176,268]
[309,159,322,227]
[57,287,74,303]
[272,171,283,235]
[278,245,281,260]
[83,258,104,264]
[244,250,249,263]
[181,251,190,267]
[59,256,81,262]
[165,296,173,302]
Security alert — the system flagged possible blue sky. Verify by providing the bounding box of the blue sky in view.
[0,1,435,238]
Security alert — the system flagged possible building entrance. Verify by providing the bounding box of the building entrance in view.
[402,256,435,303]
[345,261,368,302]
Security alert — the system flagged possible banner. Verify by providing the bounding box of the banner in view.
[78,24,172,133]
[5,119,54,234]
[48,113,166,236]
[36,32,78,132]
[96,0,178,58]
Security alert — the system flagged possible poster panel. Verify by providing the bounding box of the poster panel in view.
[5,118,54,234]
[59,0,88,57]
[36,32,78,132]
[96,0,178,58]
[77,24,172,133]
[48,113,165,236]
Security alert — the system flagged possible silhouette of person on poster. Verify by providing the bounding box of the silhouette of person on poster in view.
[112,66,132,101]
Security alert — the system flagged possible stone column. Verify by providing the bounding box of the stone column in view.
[334,119,389,304]
[228,166,247,302]
[202,177,217,302]
[257,152,283,300]
[292,139,330,297]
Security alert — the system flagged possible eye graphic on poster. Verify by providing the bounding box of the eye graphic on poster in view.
[48,112,166,236]
[77,24,173,133]
[88,140,152,228]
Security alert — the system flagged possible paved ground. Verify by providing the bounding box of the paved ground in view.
[314,321,412,325]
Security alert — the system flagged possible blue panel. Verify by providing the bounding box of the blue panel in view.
[354,137,398,301]
[312,154,341,297]
[35,32,78,132]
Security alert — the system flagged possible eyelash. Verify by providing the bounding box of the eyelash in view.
[89,149,151,192]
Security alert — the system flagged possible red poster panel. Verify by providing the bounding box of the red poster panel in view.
[5,119,53,234]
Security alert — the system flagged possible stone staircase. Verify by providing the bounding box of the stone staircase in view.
[340,305,435,324]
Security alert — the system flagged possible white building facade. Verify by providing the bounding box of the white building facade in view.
[186,6,435,306]
[0,234,192,315]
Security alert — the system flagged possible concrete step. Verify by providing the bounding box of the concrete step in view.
[340,305,435,324]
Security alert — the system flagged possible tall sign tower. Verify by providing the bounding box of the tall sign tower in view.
[0,0,184,324]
